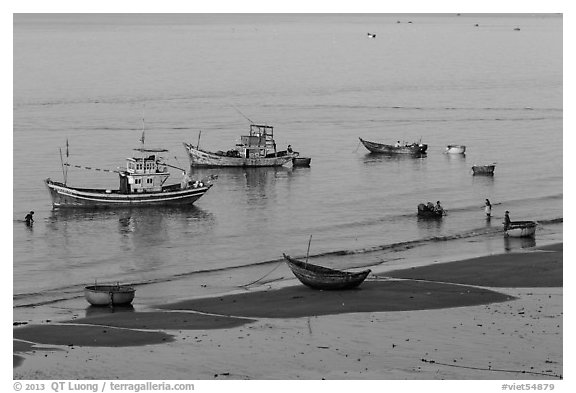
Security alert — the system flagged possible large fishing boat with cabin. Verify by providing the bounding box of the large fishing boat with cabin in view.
[184,124,298,167]
[45,144,214,208]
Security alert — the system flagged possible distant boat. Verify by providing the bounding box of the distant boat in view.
[184,124,297,167]
[283,254,371,290]
[472,163,496,176]
[359,137,428,155]
[505,221,536,238]
[514,27,521,31]
[445,144,466,154]
[292,156,311,167]
[84,284,135,306]
[367,33,376,38]
[417,203,444,218]
[45,146,213,208]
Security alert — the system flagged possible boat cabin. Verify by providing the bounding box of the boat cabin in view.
[119,148,170,193]
[236,124,278,158]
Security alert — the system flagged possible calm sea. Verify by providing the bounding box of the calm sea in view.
[13,14,562,317]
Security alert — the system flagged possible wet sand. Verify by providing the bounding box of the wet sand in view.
[13,244,562,379]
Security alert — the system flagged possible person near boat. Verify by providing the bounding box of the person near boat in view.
[503,211,511,230]
[180,171,191,189]
[25,211,34,225]
[434,201,444,214]
[287,145,293,154]
[485,199,492,217]
[395,141,401,147]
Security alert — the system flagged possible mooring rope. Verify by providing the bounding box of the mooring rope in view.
[239,260,285,288]
[64,163,119,173]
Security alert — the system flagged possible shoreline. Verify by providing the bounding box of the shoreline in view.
[13,243,562,379]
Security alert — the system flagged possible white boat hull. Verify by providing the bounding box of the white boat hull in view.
[446,145,466,154]
[84,285,135,306]
[184,143,295,167]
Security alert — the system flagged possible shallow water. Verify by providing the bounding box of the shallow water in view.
[13,14,562,312]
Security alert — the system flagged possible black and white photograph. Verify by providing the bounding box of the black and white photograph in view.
[11,2,566,387]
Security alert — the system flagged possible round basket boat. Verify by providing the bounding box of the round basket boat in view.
[84,284,136,306]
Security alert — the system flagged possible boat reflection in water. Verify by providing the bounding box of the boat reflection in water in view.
[85,304,135,318]
[504,235,536,252]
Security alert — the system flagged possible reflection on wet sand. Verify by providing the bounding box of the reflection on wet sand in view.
[504,235,536,252]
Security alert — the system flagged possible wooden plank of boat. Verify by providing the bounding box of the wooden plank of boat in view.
[505,221,537,238]
[472,164,495,175]
[283,253,371,290]
[45,178,212,208]
[445,145,466,154]
[292,157,311,167]
[359,137,428,155]
[84,284,135,306]
[184,143,294,167]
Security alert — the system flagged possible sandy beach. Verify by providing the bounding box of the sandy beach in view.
[13,244,562,380]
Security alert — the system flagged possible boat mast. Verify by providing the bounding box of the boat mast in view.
[305,235,312,265]
[59,138,69,185]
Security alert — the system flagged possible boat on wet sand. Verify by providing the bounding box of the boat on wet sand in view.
[46,146,213,208]
[184,124,298,167]
[472,163,496,175]
[283,253,371,290]
[505,221,537,238]
[359,137,428,155]
[84,284,135,306]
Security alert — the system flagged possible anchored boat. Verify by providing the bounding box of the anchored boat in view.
[283,254,371,290]
[472,164,496,175]
[184,124,298,167]
[445,144,466,154]
[505,221,537,238]
[417,202,445,218]
[359,137,428,155]
[46,146,213,208]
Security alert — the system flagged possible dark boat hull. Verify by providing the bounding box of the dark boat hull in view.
[45,179,212,208]
[417,203,444,218]
[359,137,427,155]
[472,165,495,175]
[283,254,371,290]
[292,157,311,167]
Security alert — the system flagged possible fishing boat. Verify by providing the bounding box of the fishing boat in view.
[505,221,537,238]
[472,163,496,175]
[45,146,214,208]
[445,144,466,154]
[417,203,444,218]
[359,137,428,155]
[292,156,311,167]
[184,124,298,167]
[282,253,371,290]
[84,284,135,306]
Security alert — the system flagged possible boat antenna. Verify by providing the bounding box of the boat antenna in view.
[140,105,146,145]
[231,104,255,124]
[59,138,70,185]
[197,130,202,149]
[305,235,313,265]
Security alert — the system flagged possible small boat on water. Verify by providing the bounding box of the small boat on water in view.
[46,146,213,208]
[184,124,298,167]
[359,137,428,155]
[292,156,311,167]
[472,163,496,176]
[445,144,466,154]
[505,221,536,238]
[84,284,135,306]
[417,202,444,218]
[283,254,371,290]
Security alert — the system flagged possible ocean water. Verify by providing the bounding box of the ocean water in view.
[13,14,562,315]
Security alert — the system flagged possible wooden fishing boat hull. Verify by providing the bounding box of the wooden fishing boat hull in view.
[445,145,466,154]
[84,285,135,306]
[283,254,371,290]
[292,157,311,167]
[472,164,495,175]
[505,221,536,238]
[359,138,428,155]
[45,178,212,208]
[417,203,444,218]
[184,143,295,167]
